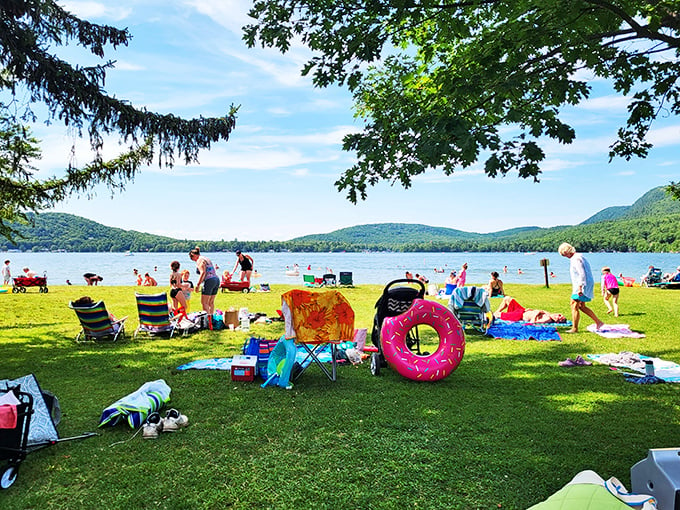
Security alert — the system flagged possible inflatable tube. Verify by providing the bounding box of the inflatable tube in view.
[381,299,465,381]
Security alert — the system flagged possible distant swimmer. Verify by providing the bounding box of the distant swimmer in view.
[517,268,523,275]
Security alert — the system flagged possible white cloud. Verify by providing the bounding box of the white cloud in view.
[59,1,131,21]
[267,107,292,116]
[577,95,631,112]
[539,158,587,173]
[647,125,680,147]
[250,126,359,146]
[112,60,145,72]
[182,0,254,37]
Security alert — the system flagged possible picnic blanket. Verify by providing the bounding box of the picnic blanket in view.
[586,324,645,338]
[588,352,680,383]
[486,322,561,341]
[177,358,233,371]
[176,342,354,373]
[99,379,171,428]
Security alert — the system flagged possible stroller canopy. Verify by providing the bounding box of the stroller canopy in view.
[0,374,58,448]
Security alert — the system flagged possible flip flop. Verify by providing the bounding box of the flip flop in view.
[605,477,657,509]
[559,358,576,367]
[574,355,592,366]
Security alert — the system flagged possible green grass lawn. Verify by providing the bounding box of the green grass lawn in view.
[1,282,679,509]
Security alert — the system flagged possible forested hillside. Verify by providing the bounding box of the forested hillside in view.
[2,187,679,252]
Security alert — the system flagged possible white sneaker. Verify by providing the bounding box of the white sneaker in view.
[142,413,163,439]
[162,409,189,432]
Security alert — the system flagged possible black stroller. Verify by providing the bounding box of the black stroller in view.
[0,389,33,489]
[1,379,96,489]
[370,279,425,376]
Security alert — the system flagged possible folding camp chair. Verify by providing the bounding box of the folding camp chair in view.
[339,272,353,286]
[134,293,176,339]
[69,300,127,342]
[448,286,491,333]
[321,273,337,286]
[280,289,355,382]
[302,274,319,287]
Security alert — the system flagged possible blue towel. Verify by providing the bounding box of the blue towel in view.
[486,323,561,341]
[177,358,233,371]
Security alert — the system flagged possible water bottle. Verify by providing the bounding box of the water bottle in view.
[240,316,250,332]
[644,360,655,376]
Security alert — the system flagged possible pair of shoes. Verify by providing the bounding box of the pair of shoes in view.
[574,355,592,366]
[559,358,577,367]
[142,412,164,439]
[162,409,189,432]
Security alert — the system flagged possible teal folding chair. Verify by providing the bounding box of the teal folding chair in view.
[134,293,176,339]
[339,272,353,286]
[69,300,127,342]
[448,286,491,333]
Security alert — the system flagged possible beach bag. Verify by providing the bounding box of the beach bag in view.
[242,337,279,379]
[212,313,224,330]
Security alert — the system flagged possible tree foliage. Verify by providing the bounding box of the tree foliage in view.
[244,0,680,201]
[4,208,680,253]
[0,0,238,240]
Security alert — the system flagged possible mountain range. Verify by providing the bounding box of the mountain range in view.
[1,186,678,252]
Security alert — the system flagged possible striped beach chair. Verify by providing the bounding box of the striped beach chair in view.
[69,300,127,342]
[134,293,176,339]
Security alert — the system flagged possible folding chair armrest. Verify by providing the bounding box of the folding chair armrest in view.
[112,316,128,326]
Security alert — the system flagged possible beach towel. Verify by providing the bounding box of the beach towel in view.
[99,379,171,429]
[588,352,680,383]
[176,358,233,371]
[586,324,645,338]
[448,286,490,312]
[281,289,355,343]
[177,342,354,374]
[494,318,572,328]
[486,322,561,341]
[0,374,59,446]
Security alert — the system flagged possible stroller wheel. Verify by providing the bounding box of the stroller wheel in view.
[0,465,17,489]
[370,352,381,376]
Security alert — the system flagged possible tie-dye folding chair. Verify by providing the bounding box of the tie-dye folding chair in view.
[134,293,176,339]
[69,300,127,342]
[280,289,355,382]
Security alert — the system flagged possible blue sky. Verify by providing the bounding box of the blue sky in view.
[39,1,680,241]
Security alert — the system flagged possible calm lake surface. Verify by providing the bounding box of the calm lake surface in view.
[2,251,678,288]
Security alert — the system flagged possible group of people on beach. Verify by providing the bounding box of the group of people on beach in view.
[2,260,42,285]
[403,244,626,334]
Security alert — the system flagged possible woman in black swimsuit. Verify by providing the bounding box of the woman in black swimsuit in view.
[232,250,255,285]
[486,271,505,297]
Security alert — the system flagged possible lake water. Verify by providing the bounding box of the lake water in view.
[1,251,678,288]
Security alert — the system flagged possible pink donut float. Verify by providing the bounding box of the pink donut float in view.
[381,298,465,381]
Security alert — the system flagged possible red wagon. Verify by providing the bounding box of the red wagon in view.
[12,275,48,293]
[220,280,251,293]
